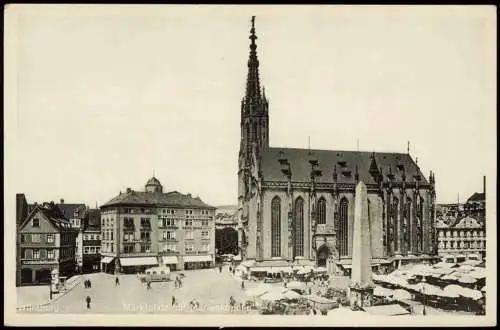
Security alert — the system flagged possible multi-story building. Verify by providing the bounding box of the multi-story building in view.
[236,17,438,274]
[56,200,88,273]
[435,215,486,263]
[100,176,216,273]
[18,202,78,285]
[16,193,30,286]
[82,208,102,273]
[464,176,486,222]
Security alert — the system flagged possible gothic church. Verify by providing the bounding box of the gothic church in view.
[237,17,438,274]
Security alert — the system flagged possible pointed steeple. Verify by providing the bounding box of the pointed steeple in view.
[369,152,379,178]
[245,16,261,111]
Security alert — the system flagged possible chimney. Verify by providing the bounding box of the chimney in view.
[483,176,486,196]
[60,198,64,204]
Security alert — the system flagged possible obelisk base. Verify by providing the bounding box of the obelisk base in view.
[349,285,374,310]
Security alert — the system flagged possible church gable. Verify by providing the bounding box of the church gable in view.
[259,147,427,185]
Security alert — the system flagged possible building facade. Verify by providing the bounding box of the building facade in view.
[463,176,486,223]
[237,17,438,274]
[18,202,78,285]
[56,200,88,273]
[100,177,216,273]
[435,216,486,263]
[82,208,102,273]
[16,193,30,286]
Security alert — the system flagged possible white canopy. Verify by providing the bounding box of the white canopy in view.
[184,255,212,263]
[315,267,328,273]
[374,286,394,297]
[392,289,412,301]
[458,274,477,284]
[287,281,306,290]
[460,287,483,300]
[101,256,114,264]
[282,290,301,300]
[259,291,284,302]
[120,257,158,267]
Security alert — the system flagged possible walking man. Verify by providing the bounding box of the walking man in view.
[115,276,120,287]
[241,281,245,289]
[85,295,91,309]
[171,295,176,307]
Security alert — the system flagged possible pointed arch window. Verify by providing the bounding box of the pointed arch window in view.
[317,198,326,225]
[405,197,412,251]
[393,198,399,252]
[294,197,304,257]
[271,197,281,257]
[338,197,349,257]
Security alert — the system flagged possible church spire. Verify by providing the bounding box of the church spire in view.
[245,16,261,111]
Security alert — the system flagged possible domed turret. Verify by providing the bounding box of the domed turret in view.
[145,176,163,193]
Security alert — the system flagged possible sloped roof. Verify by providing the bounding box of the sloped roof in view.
[260,147,427,185]
[84,208,101,230]
[102,190,215,209]
[467,192,485,203]
[21,204,74,230]
[56,203,88,220]
[453,216,482,229]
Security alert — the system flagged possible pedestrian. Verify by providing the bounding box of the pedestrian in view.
[147,280,152,290]
[115,276,120,287]
[88,280,92,288]
[241,281,245,289]
[85,295,91,309]
[84,280,87,288]
[309,287,312,295]
[171,295,176,307]
[174,279,178,289]
[233,269,236,276]
[219,265,222,273]
[229,266,232,273]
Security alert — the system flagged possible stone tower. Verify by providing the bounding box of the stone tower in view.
[237,16,269,259]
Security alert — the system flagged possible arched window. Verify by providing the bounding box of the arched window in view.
[317,198,326,225]
[393,198,399,251]
[253,122,258,142]
[245,123,250,142]
[271,197,281,257]
[405,198,411,251]
[294,197,305,257]
[338,197,349,257]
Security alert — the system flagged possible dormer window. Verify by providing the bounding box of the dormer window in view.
[32,218,40,228]
[337,160,347,167]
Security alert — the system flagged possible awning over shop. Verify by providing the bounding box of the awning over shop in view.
[340,264,352,269]
[120,257,158,267]
[162,256,179,265]
[101,256,114,264]
[184,255,212,263]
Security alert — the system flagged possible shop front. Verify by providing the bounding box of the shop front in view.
[183,255,213,270]
[120,256,159,274]
[101,256,115,273]
[161,256,179,271]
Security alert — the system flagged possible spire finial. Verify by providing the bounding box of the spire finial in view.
[153,168,155,177]
[407,141,410,154]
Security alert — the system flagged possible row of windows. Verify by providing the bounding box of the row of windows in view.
[102,218,115,227]
[83,234,101,241]
[102,243,114,253]
[23,248,56,259]
[83,246,101,254]
[102,230,114,241]
[438,230,485,238]
[158,218,210,227]
[20,233,55,244]
[123,243,152,253]
[438,241,485,249]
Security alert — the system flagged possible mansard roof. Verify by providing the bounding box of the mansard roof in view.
[259,147,428,185]
[102,190,215,209]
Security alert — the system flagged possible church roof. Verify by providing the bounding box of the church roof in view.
[260,147,427,185]
[102,190,215,209]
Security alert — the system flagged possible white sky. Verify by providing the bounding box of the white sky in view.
[5,5,497,207]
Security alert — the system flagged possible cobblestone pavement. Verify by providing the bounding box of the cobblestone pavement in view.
[20,266,256,314]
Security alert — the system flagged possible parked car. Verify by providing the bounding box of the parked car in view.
[139,266,171,282]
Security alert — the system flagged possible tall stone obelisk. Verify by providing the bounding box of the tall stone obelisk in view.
[349,181,374,310]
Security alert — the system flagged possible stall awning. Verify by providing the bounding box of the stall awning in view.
[162,256,179,265]
[363,304,411,316]
[101,256,114,264]
[341,264,352,269]
[184,255,212,263]
[120,257,158,267]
